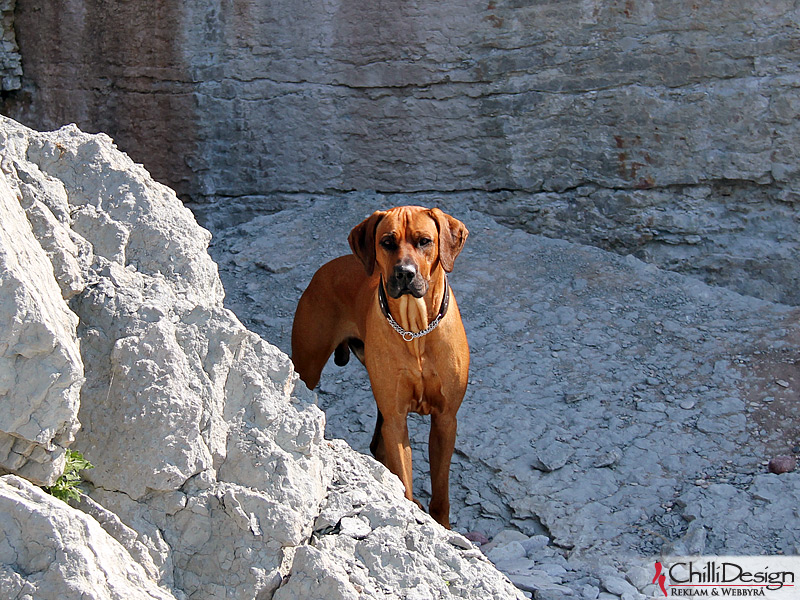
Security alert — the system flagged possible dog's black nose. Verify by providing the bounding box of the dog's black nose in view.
[393,264,416,286]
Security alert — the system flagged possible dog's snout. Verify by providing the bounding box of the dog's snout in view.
[393,263,416,286]
[387,261,426,298]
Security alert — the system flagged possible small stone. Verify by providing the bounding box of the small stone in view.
[679,399,696,410]
[602,575,638,596]
[448,531,475,549]
[540,563,568,579]
[532,439,574,472]
[594,448,622,468]
[491,529,530,546]
[684,522,707,555]
[768,455,797,474]
[776,380,790,388]
[508,571,573,595]
[581,584,600,600]
[486,540,527,565]
[464,531,490,545]
[521,534,551,555]
[625,565,651,590]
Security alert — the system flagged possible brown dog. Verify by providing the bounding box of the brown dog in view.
[291,206,469,528]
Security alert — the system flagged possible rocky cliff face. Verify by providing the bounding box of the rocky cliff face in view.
[0,0,20,91]
[3,0,799,303]
[0,116,523,600]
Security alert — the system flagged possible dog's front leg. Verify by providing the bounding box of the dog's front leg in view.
[369,410,385,462]
[428,411,457,529]
[379,410,415,501]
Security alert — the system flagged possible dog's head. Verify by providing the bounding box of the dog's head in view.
[348,206,469,299]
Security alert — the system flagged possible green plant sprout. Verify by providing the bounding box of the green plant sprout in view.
[45,449,94,503]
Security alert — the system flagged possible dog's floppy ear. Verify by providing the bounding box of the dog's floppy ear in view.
[348,211,386,275]
[429,208,469,273]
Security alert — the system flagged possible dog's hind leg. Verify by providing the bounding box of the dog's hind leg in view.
[291,289,342,390]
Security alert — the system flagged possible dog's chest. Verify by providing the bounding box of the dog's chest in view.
[374,293,455,415]
[399,353,450,416]
[395,294,430,333]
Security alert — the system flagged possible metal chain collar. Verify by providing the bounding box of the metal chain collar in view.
[385,310,444,342]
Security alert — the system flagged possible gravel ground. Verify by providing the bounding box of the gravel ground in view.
[200,193,800,598]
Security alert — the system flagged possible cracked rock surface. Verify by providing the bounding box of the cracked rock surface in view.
[207,192,800,598]
[0,154,82,486]
[0,475,177,600]
[0,116,522,599]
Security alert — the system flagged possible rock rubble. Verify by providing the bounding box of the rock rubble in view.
[208,192,800,598]
[0,116,523,599]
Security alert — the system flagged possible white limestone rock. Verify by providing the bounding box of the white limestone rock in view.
[0,475,176,600]
[0,115,331,598]
[0,162,82,486]
[277,440,525,600]
[0,115,524,599]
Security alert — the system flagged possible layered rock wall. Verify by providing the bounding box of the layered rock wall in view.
[0,0,20,90]
[3,1,196,198]
[3,0,800,302]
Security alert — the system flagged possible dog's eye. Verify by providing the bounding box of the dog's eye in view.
[418,238,432,248]
[380,239,397,251]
